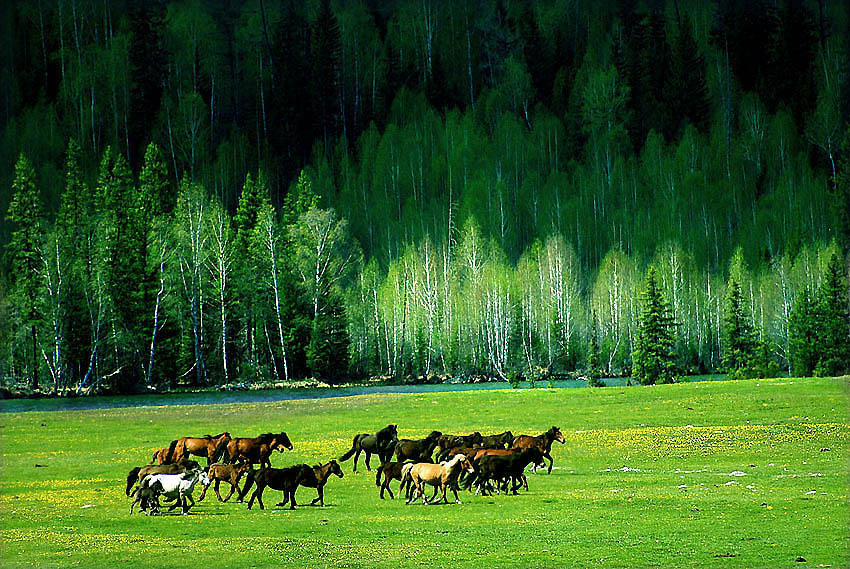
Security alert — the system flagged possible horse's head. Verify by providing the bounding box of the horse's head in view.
[550,426,565,444]
[427,431,443,441]
[328,460,344,479]
[470,432,483,444]
[273,432,294,451]
[455,454,476,474]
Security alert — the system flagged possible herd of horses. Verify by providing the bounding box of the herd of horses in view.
[125,425,566,515]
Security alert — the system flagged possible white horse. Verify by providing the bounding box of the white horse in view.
[141,468,210,515]
[406,454,475,505]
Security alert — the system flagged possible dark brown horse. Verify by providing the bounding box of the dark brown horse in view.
[475,447,545,495]
[394,431,442,462]
[277,460,344,507]
[151,448,171,465]
[511,426,565,473]
[224,432,293,467]
[479,430,514,449]
[434,432,483,461]
[375,460,420,499]
[125,459,201,496]
[339,424,398,472]
[240,464,313,510]
[164,432,231,465]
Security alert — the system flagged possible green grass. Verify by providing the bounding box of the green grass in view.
[1,377,848,568]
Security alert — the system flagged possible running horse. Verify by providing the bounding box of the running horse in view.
[405,454,476,505]
[164,432,231,465]
[511,426,565,473]
[339,424,398,472]
[224,432,293,468]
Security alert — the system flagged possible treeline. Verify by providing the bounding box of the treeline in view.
[4,143,849,393]
[2,0,850,390]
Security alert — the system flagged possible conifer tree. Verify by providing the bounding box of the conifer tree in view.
[632,266,678,385]
[789,286,818,376]
[306,291,350,383]
[722,277,759,378]
[5,154,45,390]
[814,253,850,376]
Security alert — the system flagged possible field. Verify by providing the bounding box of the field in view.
[0,377,848,569]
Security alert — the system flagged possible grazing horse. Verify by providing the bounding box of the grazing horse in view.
[140,468,210,514]
[197,462,254,502]
[165,432,231,465]
[479,431,514,449]
[224,432,293,467]
[394,431,442,463]
[511,426,565,474]
[435,432,484,461]
[339,424,398,472]
[240,464,313,510]
[126,459,201,496]
[277,460,344,507]
[375,460,418,499]
[406,454,476,505]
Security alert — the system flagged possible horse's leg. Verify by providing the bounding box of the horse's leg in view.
[222,480,236,502]
[289,488,297,510]
[237,473,255,503]
[364,451,371,471]
[352,449,360,472]
[546,452,553,474]
[311,485,324,506]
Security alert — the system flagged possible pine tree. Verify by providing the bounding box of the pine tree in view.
[311,0,341,154]
[814,253,850,377]
[722,277,759,378]
[632,266,678,385]
[306,291,350,383]
[670,14,710,135]
[5,154,45,390]
[789,285,818,376]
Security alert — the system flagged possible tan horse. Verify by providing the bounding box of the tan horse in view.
[165,432,231,465]
[406,454,475,505]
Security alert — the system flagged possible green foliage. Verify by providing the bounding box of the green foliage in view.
[789,286,818,376]
[722,278,760,379]
[632,266,678,385]
[306,292,350,383]
[814,253,850,377]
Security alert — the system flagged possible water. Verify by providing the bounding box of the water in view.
[0,375,730,413]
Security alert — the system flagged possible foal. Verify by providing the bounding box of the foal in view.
[277,460,344,507]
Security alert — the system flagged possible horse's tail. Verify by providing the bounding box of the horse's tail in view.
[212,438,229,463]
[339,435,360,461]
[126,467,141,496]
[164,439,179,464]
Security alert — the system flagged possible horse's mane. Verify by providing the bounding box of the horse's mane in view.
[203,432,229,440]
[255,433,277,443]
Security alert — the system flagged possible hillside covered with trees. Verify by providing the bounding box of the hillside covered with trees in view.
[2,0,849,393]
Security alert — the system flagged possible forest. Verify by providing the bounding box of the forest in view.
[1,0,849,394]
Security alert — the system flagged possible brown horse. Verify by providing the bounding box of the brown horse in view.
[125,459,201,496]
[151,448,171,465]
[375,460,418,499]
[405,454,475,505]
[511,426,565,473]
[434,432,483,461]
[197,462,254,502]
[277,460,344,507]
[165,432,231,465]
[479,430,514,449]
[224,432,293,467]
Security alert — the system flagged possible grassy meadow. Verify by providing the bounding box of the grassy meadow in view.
[0,377,848,569]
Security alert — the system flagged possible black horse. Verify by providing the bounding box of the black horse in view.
[435,432,483,461]
[394,431,442,462]
[479,430,514,449]
[239,464,313,510]
[339,424,398,472]
[276,460,344,507]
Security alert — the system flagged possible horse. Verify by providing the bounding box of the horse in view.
[140,468,209,515]
[511,426,565,473]
[339,424,398,472]
[479,430,514,449]
[461,447,545,492]
[197,462,253,502]
[475,447,545,496]
[164,432,231,465]
[224,432,293,467]
[434,432,483,461]
[129,485,161,515]
[394,431,442,463]
[375,460,419,499]
[277,460,344,507]
[405,454,476,505]
[151,447,171,465]
[240,464,313,510]
[125,459,201,496]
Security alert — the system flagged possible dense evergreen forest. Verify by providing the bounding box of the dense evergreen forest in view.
[2,0,849,394]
